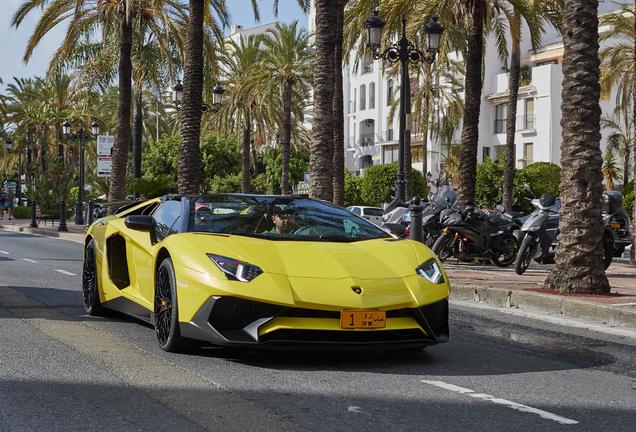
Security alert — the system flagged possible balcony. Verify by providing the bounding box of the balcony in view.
[359,133,375,146]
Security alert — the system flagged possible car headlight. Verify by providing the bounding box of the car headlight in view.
[207,254,263,282]
[416,259,444,284]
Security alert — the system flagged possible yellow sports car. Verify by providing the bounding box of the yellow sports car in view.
[83,194,450,352]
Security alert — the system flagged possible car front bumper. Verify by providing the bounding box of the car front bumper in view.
[179,296,449,351]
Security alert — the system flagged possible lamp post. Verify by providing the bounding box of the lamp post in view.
[172,80,224,113]
[63,120,100,225]
[365,10,443,207]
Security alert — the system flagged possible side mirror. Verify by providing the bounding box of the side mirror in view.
[125,215,155,231]
[383,223,406,238]
[495,204,506,213]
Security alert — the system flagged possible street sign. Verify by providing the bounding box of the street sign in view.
[97,135,114,156]
[3,181,17,193]
[97,156,112,177]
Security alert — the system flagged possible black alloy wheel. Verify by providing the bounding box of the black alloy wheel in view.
[82,239,107,316]
[154,257,193,352]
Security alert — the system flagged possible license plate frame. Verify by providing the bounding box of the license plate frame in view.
[340,310,386,329]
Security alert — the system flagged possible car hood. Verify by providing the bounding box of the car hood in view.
[179,234,421,280]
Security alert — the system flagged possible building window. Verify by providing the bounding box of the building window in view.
[482,147,491,159]
[523,142,533,164]
[360,84,366,111]
[524,99,534,129]
[382,145,399,164]
[361,57,373,74]
[369,82,376,109]
[494,103,507,134]
[387,79,393,106]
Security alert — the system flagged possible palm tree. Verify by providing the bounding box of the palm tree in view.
[259,22,312,195]
[332,0,346,205]
[12,0,186,203]
[501,0,562,210]
[544,0,609,294]
[602,148,621,191]
[601,115,633,185]
[218,36,265,193]
[311,0,338,201]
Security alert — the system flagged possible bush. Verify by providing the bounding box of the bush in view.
[263,148,309,194]
[475,158,530,211]
[344,171,363,206]
[359,162,427,207]
[207,174,242,193]
[521,162,561,197]
[12,206,31,219]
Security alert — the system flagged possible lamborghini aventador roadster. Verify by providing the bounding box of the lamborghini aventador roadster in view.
[82,194,450,352]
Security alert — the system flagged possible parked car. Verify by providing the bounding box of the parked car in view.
[346,205,384,226]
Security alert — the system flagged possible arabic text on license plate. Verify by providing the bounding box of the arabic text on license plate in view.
[340,310,386,329]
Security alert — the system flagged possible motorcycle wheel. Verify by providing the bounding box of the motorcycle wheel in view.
[514,235,536,275]
[490,234,519,268]
[432,233,454,262]
[603,235,613,270]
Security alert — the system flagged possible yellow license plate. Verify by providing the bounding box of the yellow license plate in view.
[340,310,386,329]
[610,223,621,228]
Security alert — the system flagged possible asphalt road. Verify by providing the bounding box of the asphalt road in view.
[0,230,635,432]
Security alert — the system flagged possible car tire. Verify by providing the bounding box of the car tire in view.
[82,239,109,316]
[603,234,613,270]
[154,257,194,352]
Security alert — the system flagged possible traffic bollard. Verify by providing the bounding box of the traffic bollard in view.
[88,200,94,225]
[30,200,38,228]
[58,201,68,232]
[409,196,423,243]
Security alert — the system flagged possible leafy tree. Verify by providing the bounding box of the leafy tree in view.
[142,135,180,181]
[344,171,363,207]
[622,181,634,215]
[201,134,241,180]
[263,148,309,194]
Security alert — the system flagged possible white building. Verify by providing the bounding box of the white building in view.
[308,1,624,178]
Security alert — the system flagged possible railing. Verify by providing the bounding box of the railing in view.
[359,133,375,146]
[362,61,373,74]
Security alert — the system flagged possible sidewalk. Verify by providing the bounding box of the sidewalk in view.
[445,261,636,330]
[0,217,85,242]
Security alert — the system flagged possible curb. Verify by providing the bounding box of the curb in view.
[0,224,84,243]
[450,284,636,330]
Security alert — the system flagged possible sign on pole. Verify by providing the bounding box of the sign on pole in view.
[96,135,114,177]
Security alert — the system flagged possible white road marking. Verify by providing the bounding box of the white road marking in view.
[0,250,9,255]
[421,380,579,425]
[55,269,77,276]
[347,406,362,413]
[22,258,38,264]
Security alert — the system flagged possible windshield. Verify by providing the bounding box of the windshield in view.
[424,186,457,215]
[188,195,391,242]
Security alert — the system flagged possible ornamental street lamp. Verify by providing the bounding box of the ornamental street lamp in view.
[172,80,224,113]
[63,120,100,225]
[365,10,443,207]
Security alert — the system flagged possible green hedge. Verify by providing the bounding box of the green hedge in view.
[475,158,530,211]
[623,181,634,215]
[521,162,561,197]
[358,162,427,207]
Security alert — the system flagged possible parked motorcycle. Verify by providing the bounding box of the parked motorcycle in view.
[514,193,561,274]
[514,192,629,274]
[432,204,520,267]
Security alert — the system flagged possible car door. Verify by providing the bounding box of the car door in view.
[128,200,183,308]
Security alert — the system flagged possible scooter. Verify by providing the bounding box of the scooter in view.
[514,193,560,274]
[432,204,520,267]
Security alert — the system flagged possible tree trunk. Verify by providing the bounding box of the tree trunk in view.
[631,0,636,265]
[133,90,143,181]
[281,81,293,195]
[502,13,521,211]
[178,0,204,194]
[241,110,252,193]
[310,0,336,201]
[109,8,133,203]
[332,0,345,205]
[405,75,413,200]
[545,0,610,293]
[421,64,432,186]
[457,0,485,204]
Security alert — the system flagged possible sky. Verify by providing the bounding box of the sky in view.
[0,0,308,86]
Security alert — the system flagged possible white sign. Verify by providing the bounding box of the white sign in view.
[97,156,112,177]
[97,135,114,156]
